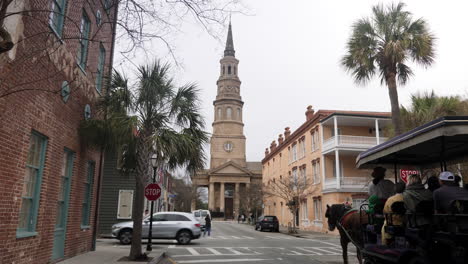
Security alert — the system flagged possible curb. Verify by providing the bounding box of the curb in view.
[148,251,173,264]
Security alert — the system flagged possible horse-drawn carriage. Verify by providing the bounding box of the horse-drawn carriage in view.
[326,116,468,264]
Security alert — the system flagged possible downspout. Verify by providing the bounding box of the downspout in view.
[91,2,119,251]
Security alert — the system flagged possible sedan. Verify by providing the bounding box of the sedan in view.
[255,215,279,232]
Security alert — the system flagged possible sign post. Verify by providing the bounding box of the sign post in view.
[145,177,161,252]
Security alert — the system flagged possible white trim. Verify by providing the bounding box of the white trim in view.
[117,189,134,219]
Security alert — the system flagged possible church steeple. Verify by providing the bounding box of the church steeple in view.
[224,21,235,57]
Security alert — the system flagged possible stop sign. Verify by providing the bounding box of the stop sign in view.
[145,183,161,201]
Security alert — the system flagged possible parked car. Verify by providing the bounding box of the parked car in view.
[111,212,201,245]
[255,215,279,232]
[192,209,211,230]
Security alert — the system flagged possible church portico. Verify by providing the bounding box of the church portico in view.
[191,21,262,220]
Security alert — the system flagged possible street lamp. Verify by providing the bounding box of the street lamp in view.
[146,154,157,252]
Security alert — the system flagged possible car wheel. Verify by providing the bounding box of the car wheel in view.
[275,228,280,232]
[119,229,132,245]
[177,230,192,245]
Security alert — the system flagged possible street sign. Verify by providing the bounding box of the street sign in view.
[145,183,161,201]
[400,169,420,183]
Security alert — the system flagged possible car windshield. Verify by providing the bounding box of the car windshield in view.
[194,212,200,217]
[201,211,208,217]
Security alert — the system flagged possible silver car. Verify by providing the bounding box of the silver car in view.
[111,212,202,245]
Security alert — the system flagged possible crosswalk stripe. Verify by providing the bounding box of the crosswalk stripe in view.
[186,248,200,256]
[226,248,244,255]
[296,247,323,255]
[230,236,240,239]
[206,248,222,255]
[241,236,254,239]
[289,250,304,255]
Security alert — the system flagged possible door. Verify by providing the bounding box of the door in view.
[225,198,233,219]
[52,150,74,260]
[142,213,165,238]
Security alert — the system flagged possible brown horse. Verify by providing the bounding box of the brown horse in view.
[325,204,368,264]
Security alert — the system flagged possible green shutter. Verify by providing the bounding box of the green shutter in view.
[81,161,95,227]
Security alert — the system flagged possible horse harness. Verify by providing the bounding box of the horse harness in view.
[336,208,364,251]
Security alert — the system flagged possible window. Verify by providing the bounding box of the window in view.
[314,131,319,150]
[314,198,322,221]
[298,139,306,159]
[291,144,297,162]
[228,65,232,74]
[300,166,307,185]
[49,0,67,37]
[301,200,308,220]
[17,132,48,236]
[81,161,95,227]
[313,161,320,183]
[55,149,74,229]
[217,108,222,119]
[96,10,102,26]
[104,0,113,12]
[95,43,106,93]
[175,215,191,221]
[226,107,232,119]
[77,11,91,70]
[117,190,133,219]
[292,168,298,186]
[237,108,241,120]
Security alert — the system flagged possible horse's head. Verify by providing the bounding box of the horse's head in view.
[325,204,349,231]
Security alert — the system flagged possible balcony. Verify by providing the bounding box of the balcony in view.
[322,135,388,153]
[323,177,370,193]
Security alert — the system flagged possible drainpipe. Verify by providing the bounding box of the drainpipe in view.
[375,119,380,145]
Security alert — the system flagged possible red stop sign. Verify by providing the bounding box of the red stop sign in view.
[145,183,161,201]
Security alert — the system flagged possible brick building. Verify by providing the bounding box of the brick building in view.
[262,106,391,233]
[0,0,117,263]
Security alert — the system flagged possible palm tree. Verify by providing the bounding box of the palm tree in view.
[401,91,468,132]
[342,2,435,135]
[80,60,208,260]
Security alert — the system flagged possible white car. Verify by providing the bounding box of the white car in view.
[111,212,202,245]
[192,209,211,229]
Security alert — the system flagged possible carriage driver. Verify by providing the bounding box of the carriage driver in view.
[369,167,395,199]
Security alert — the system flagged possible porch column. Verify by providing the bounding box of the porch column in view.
[321,155,326,184]
[219,182,225,212]
[209,182,215,211]
[335,150,341,189]
[319,123,324,145]
[375,119,380,145]
[234,183,240,218]
[333,116,338,146]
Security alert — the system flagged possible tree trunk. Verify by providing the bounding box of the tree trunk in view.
[129,134,152,260]
[386,72,402,136]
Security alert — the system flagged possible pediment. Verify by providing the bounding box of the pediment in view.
[209,161,252,175]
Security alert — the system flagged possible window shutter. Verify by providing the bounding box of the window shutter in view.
[117,190,133,219]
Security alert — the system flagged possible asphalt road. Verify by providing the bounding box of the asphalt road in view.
[165,221,359,264]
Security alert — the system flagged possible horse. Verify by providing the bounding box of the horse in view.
[325,204,368,264]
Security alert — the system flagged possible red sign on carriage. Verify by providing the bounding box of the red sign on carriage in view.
[145,183,161,201]
[400,169,420,183]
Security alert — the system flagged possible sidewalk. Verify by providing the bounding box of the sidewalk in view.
[58,239,171,264]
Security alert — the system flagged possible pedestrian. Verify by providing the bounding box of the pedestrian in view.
[203,214,211,237]
[241,214,245,223]
[369,166,395,199]
[426,175,441,192]
[237,214,241,223]
[434,171,468,214]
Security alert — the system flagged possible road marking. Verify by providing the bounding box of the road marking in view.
[186,247,200,256]
[265,235,292,240]
[308,239,341,247]
[168,245,176,248]
[230,236,240,239]
[296,247,323,255]
[289,250,304,255]
[206,248,222,255]
[226,248,244,255]
[241,236,254,239]
[177,259,274,263]
[313,247,342,255]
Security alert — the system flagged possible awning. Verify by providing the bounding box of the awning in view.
[356,116,468,169]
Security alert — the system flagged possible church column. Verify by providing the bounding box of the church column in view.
[220,182,225,213]
[209,182,215,211]
[234,183,240,217]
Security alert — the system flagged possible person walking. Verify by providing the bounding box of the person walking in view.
[203,215,212,237]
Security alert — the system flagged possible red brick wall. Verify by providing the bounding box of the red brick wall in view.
[0,0,116,263]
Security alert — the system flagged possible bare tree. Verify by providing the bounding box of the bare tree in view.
[172,177,205,212]
[263,173,316,233]
[239,182,263,222]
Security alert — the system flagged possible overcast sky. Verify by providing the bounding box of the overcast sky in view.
[115,0,468,166]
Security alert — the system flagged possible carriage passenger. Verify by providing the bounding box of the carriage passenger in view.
[403,174,433,213]
[434,171,468,214]
[427,175,441,192]
[381,182,406,245]
[369,167,395,199]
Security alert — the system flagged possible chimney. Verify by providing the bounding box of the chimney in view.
[278,134,284,145]
[305,105,315,121]
[265,148,270,156]
[270,140,277,152]
[284,127,291,139]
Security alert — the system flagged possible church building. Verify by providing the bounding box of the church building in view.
[191,22,262,219]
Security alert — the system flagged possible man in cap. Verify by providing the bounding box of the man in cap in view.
[433,171,468,213]
[369,166,395,199]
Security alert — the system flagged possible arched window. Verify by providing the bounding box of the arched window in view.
[217,108,222,119]
[237,108,241,120]
[228,65,231,74]
[226,107,232,119]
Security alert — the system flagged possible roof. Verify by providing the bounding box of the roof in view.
[246,162,262,172]
[224,21,235,57]
[356,116,468,168]
[320,110,391,123]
